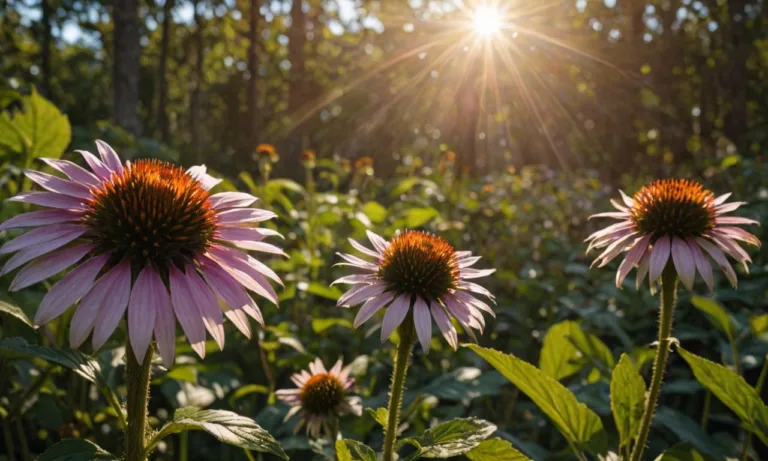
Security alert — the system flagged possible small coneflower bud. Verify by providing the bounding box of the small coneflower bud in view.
[333,230,495,351]
[300,150,316,168]
[1,141,284,366]
[255,143,279,162]
[277,358,362,439]
[443,151,456,162]
[587,178,760,291]
[340,159,351,173]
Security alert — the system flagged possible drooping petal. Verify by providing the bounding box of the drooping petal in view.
[169,266,208,358]
[616,234,650,287]
[128,266,161,363]
[595,233,639,268]
[35,254,109,326]
[338,283,388,307]
[69,260,128,348]
[184,265,225,350]
[8,191,86,210]
[353,292,395,328]
[0,209,83,232]
[40,158,101,187]
[585,221,635,242]
[696,237,738,287]
[153,282,177,368]
[648,235,671,284]
[0,223,86,255]
[671,236,696,291]
[413,297,432,352]
[11,244,93,291]
[430,303,457,349]
[709,234,752,270]
[380,294,411,341]
[687,237,714,292]
[24,170,92,199]
[635,251,651,290]
[2,234,90,275]
[95,140,123,173]
[711,227,761,247]
[91,261,132,351]
[208,191,258,209]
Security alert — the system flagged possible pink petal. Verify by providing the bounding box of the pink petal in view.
[348,238,381,258]
[225,240,287,257]
[91,261,132,351]
[209,245,282,286]
[611,199,629,212]
[331,274,377,285]
[443,295,479,331]
[353,292,395,328]
[216,208,277,225]
[456,281,494,299]
[380,294,411,341]
[595,232,638,268]
[715,202,746,214]
[648,235,671,284]
[687,237,714,292]
[636,251,651,289]
[0,209,83,232]
[128,267,161,363]
[585,221,634,242]
[187,165,222,190]
[216,227,269,242]
[35,254,109,325]
[8,191,86,210]
[587,228,637,254]
[616,234,650,287]
[40,158,101,187]
[10,244,93,292]
[696,237,738,287]
[413,297,432,352]
[154,283,177,368]
[224,308,251,339]
[459,268,496,279]
[206,246,281,304]
[95,140,123,173]
[453,291,495,317]
[338,283,388,307]
[715,216,759,226]
[208,192,257,209]
[184,265,225,350]
[671,236,696,291]
[458,255,482,268]
[24,170,92,199]
[430,304,458,349]
[619,190,635,207]
[588,211,630,220]
[711,227,761,247]
[713,193,732,206]
[77,150,111,180]
[0,223,86,255]
[335,252,379,271]
[169,266,207,358]
[366,230,389,254]
[709,234,751,269]
[69,260,127,348]
[2,233,90,275]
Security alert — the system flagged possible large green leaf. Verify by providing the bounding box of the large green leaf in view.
[610,354,645,449]
[405,207,439,228]
[690,296,736,340]
[336,439,377,461]
[148,407,287,459]
[539,321,583,380]
[465,438,531,461]
[401,417,496,459]
[0,298,32,328]
[0,88,71,160]
[362,201,387,223]
[466,344,608,455]
[36,439,116,461]
[678,347,768,445]
[366,407,388,428]
[305,281,343,301]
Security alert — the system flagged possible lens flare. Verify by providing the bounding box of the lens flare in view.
[472,6,502,37]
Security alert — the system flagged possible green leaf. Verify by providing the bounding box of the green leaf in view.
[690,296,736,340]
[266,178,306,195]
[654,443,717,461]
[539,321,583,381]
[405,207,439,228]
[304,281,343,301]
[465,344,608,455]
[750,314,768,335]
[610,354,646,449]
[335,439,377,461]
[227,384,269,406]
[653,407,726,458]
[0,88,71,160]
[311,317,353,334]
[36,439,116,461]
[362,201,387,223]
[678,347,768,445]
[150,408,287,459]
[366,407,388,428]
[0,298,32,328]
[466,438,531,461]
[402,417,496,459]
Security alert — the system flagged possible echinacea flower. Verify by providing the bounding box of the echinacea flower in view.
[1,140,284,365]
[276,358,362,438]
[333,230,495,351]
[587,179,760,291]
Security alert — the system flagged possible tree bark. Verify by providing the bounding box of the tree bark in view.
[155,0,174,143]
[190,0,205,164]
[247,0,261,147]
[39,0,52,98]
[113,0,142,136]
[288,0,306,113]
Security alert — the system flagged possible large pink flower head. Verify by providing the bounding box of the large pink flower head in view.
[587,179,760,291]
[333,230,495,351]
[276,358,362,438]
[1,141,284,365]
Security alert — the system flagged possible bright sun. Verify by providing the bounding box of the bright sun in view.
[472,6,502,37]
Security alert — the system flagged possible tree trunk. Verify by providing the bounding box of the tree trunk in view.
[40,0,52,98]
[190,0,205,164]
[288,0,306,113]
[247,0,261,148]
[113,0,142,136]
[155,0,174,143]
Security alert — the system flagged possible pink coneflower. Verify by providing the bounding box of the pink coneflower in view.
[0,140,284,365]
[332,230,495,351]
[276,358,362,438]
[587,179,760,291]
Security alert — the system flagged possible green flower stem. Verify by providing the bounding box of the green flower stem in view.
[125,340,152,461]
[382,320,416,461]
[630,265,678,461]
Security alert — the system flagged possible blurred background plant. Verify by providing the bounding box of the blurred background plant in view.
[1,0,767,458]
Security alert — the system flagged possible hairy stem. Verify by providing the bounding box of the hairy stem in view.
[125,340,152,461]
[630,265,678,461]
[382,321,415,461]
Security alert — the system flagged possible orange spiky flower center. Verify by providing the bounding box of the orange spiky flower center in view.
[85,159,217,270]
[378,231,459,300]
[299,373,346,415]
[630,179,716,240]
